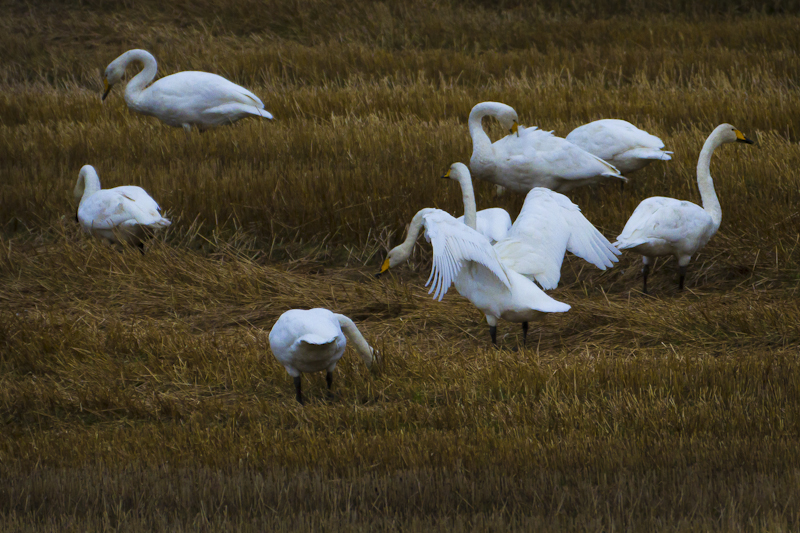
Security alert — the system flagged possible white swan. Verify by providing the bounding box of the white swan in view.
[565,119,672,174]
[102,49,274,132]
[468,102,624,194]
[444,163,620,290]
[268,308,376,405]
[614,124,754,293]
[74,165,171,249]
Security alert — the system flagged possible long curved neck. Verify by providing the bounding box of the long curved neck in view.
[454,174,477,230]
[696,128,724,228]
[120,49,158,103]
[75,167,102,206]
[335,315,374,368]
[391,209,428,263]
[468,103,499,159]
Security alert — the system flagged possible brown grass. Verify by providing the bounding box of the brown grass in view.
[2,0,800,530]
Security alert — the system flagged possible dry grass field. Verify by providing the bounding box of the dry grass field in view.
[2,0,800,530]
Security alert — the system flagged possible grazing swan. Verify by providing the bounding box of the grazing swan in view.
[102,49,274,131]
[468,102,624,194]
[566,119,672,174]
[74,165,171,249]
[444,163,620,290]
[268,308,376,405]
[614,124,754,293]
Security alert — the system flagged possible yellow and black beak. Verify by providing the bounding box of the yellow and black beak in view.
[511,121,519,136]
[375,257,391,278]
[735,129,755,144]
[102,78,112,101]
[440,168,452,179]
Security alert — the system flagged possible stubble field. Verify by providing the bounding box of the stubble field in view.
[2,0,800,530]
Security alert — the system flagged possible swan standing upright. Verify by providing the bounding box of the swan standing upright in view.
[468,102,624,194]
[269,308,377,405]
[565,119,672,175]
[74,165,171,249]
[615,124,754,293]
[102,49,274,131]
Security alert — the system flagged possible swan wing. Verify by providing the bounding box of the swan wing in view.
[494,188,619,289]
[421,209,512,301]
[615,197,709,248]
[80,188,169,229]
[150,71,266,109]
[503,128,622,180]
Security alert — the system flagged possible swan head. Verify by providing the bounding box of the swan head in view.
[441,162,471,183]
[102,60,126,101]
[715,123,755,145]
[375,246,406,277]
[74,165,101,204]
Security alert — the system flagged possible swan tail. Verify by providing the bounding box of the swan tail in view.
[297,333,338,346]
[613,239,648,250]
[603,172,628,181]
[204,103,274,120]
[625,148,673,161]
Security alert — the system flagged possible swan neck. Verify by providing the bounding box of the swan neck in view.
[394,209,427,262]
[468,104,495,158]
[122,49,158,102]
[335,315,374,368]
[455,174,478,230]
[696,130,723,227]
[75,167,101,205]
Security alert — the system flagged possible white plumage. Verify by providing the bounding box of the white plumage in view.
[102,49,273,132]
[615,123,754,292]
[468,102,624,194]
[74,165,171,248]
[269,308,376,404]
[566,119,672,174]
[445,163,620,291]
[378,205,569,346]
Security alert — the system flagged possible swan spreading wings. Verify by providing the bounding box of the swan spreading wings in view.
[377,163,620,346]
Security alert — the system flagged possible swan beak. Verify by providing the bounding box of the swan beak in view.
[102,79,111,101]
[735,130,755,144]
[440,168,451,179]
[511,121,519,137]
[375,257,391,278]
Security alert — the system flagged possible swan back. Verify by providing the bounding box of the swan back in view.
[565,119,671,174]
[269,309,346,374]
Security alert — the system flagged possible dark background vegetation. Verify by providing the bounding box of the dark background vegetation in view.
[1,0,800,530]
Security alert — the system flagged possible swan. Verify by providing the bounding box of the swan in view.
[74,165,171,249]
[376,163,619,346]
[614,124,754,293]
[268,308,377,405]
[102,49,274,132]
[444,163,620,290]
[565,119,672,174]
[468,102,624,194]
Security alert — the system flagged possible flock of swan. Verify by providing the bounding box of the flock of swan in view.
[74,49,753,403]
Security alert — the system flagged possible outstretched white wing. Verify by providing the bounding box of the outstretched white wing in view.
[421,209,512,301]
[493,188,620,290]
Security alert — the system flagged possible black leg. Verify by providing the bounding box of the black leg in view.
[678,265,687,291]
[137,241,146,255]
[294,376,303,405]
[489,326,497,346]
[620,180,625,193]
[326,371,333,390]
[522,322,528,345]
[642,263,650,294]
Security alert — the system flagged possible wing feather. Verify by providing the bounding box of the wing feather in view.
[421,210,511,301]
[495,188,619,289]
